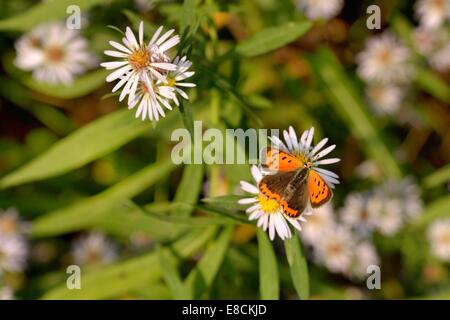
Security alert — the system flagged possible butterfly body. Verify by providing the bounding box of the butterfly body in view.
[259,147,333,217]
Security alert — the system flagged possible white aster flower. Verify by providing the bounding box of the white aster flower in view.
[357,32,415,84]
[268,126,340,188]
[301,203,335,244]
[0,236,28,274]
[295,0,344,20]
[101,22,179,106]
[366,85,405,116]
[0,208,29,237]
[427,218,450,261]
[71,232,118,266]
[351,241,380,279]
[238,165,305,241]
[340,193,372,231]
[163,56,196,106]
[366,193,404,236]
[14,22,95,85]
[415,0,450,30]
[314,224,355,274]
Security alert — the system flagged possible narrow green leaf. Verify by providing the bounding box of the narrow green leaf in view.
[22,70,109,99]
[411,196,450,229]
[180,0,197,35]
[256,229,279,300]
[0,0,106,31]
[311,47,402,178]
[185,226,233,299]
[201,195,247,212]
[415,68,450,103]
[157,246,192,299]
[173,164,204,217]
[0,109,178,189]
[31,160,177,237]
[423,165,450,189]
[284,236,309,299]
[41,227,216,299]
[236,21,312,57]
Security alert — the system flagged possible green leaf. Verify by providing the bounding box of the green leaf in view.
[31,160,177,237]
[41,228,216,299]
[185,226,233,299]
[311,47,402,178]
[22,70,109,99]
[284,236,309,299]
[0,0,106,31]
[180,0,197,35]
[256,229,279,300]
[0,109,178,189]
[411,196,450,229]
[201,195,247,212]
[157,246,191,299]
[236,21,312,57]
[423,164,450,189]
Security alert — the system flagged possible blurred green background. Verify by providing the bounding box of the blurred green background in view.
[0,0,449,300]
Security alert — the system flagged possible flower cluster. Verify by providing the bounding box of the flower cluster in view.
[0,208,30,300]
[101,22,195,121]
[238,127,340,241]
[340,178,423,236]
[301,204,379,279]
[14,22,96,85]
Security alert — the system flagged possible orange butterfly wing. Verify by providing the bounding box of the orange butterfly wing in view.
[262,147,303,172]
[307,170,332,208]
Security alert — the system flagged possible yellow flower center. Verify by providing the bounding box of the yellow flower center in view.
[258,195,280,213]
[129,47,149,70]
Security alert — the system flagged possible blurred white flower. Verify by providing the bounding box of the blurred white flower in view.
[414,27,450,72]
[0,208,30,237]
[366,178,422,236]
[351,241,380,279]
[366,85,405,116]
[14,22,95,85]
[354,160,382,180]
[314,224,354,274]
[357,32,414,84]
[415,0,450,30]
[238,165,305,241]
[0,236,28,274]
[429,43,450,72]
[101,22,196,121]
[71,232,118,266]
[301,203,334,244]
[268,126,341,188]
[427,218,450,262]
[295,0,344,20]
[0,286,14,300]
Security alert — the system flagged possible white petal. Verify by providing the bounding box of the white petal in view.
[238,197,257,205]
[104,50,129,58]
[109,41,132,54]
[149,26,163,45]
[314,167,339,179]
[313,144,336,160]
[269,215,275,240]
[251,165,262,183]
[125,26,139,50]
[305,127,314,148]
[314,158,340,165]
[106,65,132,82]
[240,181,259,194]
[100,60,128,70]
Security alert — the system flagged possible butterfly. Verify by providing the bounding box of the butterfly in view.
[258,147,333,218]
